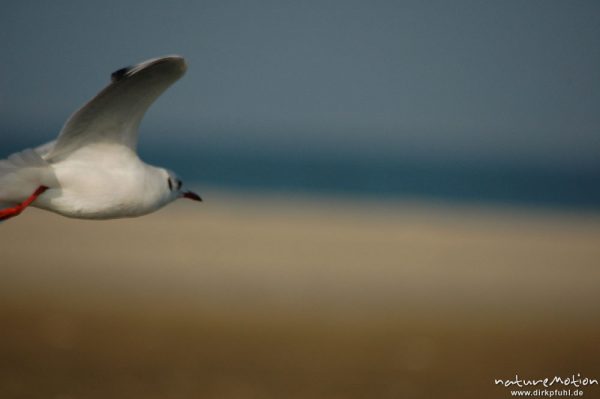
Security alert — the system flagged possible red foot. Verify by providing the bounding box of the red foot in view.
[0,186,48,221]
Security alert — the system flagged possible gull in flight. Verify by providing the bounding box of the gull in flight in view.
[0,55,201,222]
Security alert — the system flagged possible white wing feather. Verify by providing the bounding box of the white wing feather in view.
[47,55,187,161]
[0,148,57,206]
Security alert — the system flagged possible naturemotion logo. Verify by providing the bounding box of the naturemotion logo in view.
[495,374,598,389]
[495,374,598,397]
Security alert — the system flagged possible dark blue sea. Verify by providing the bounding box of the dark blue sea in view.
[3,129,600,211]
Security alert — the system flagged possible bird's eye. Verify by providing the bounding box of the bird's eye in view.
[167,178,173,191]
[177,180,182,190]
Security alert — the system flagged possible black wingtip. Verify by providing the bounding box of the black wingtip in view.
[110,56,187,83]
[110,66,133,82]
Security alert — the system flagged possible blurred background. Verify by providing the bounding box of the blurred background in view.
[1,1,600,398]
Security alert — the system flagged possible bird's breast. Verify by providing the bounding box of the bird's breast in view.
[34,158,166,219]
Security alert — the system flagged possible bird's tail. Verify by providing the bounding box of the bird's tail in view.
[0,148,56,207]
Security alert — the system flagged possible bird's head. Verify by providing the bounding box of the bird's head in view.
[162,169,202,203]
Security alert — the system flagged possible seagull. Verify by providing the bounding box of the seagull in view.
[0,55,201,222]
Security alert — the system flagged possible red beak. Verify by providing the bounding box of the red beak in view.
[182,191,202,201]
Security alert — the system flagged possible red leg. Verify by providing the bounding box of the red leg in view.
[0,186,48,221]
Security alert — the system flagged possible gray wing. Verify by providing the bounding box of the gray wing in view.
[47,55,187,161]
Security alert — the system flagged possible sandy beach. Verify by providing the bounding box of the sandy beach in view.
[1,191,599,398]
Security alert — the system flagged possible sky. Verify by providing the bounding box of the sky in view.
[1,1,599,170]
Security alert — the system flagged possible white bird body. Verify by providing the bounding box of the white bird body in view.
[0,55,201,221]
[35,145,171,219]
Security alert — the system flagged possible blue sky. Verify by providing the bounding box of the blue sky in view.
[1,1,599,170]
